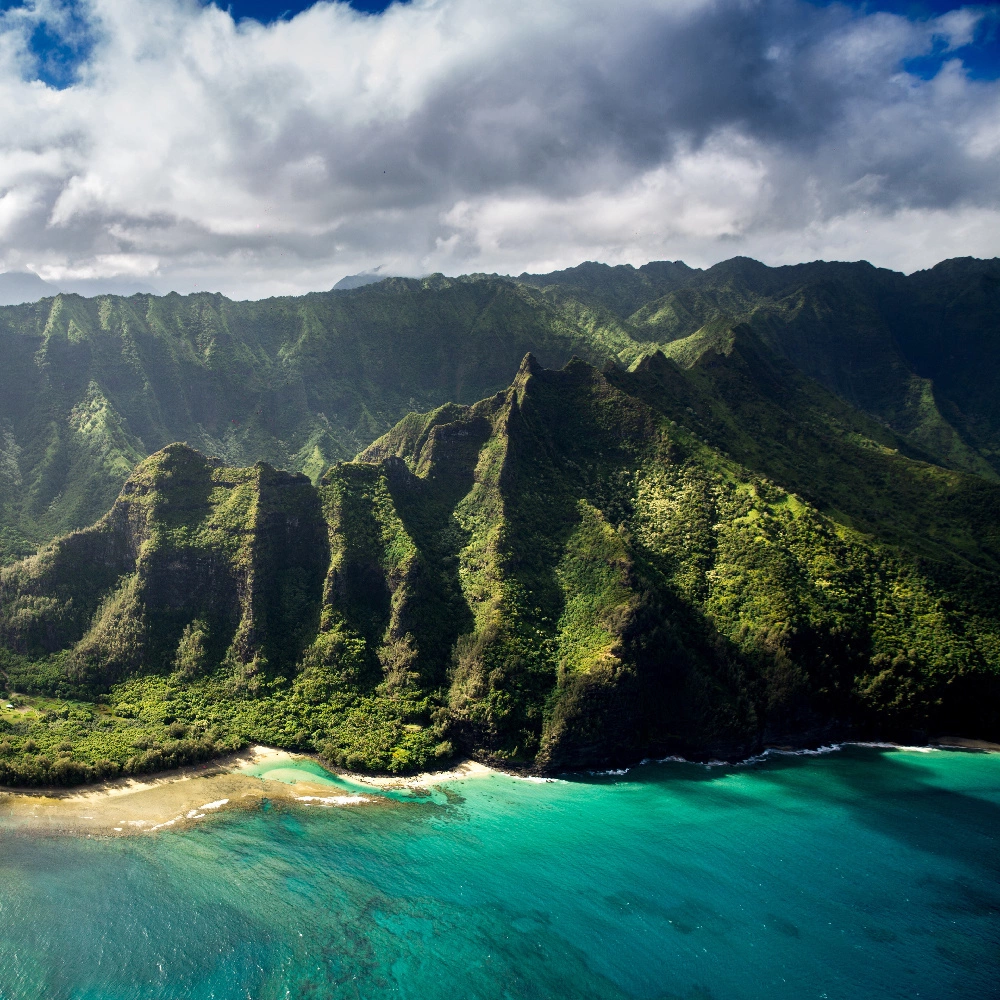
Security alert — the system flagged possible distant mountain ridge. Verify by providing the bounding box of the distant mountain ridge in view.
[0,270,159,306]
[0,271,60,306]
[0,253,996,558]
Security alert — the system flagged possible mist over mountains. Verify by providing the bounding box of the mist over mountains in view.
[0,271,158,306]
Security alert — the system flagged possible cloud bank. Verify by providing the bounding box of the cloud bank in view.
[0,0,997,297]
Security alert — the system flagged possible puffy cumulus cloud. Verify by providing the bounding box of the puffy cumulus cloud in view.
[0,0,997,297]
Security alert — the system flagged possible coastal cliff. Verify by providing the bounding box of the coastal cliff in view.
[1,338,998,784]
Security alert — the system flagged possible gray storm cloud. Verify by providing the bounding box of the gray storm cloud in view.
[0,0,997,297]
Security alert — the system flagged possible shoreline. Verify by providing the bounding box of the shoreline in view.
[926,736,1000,752]
[0,747,497,838]
[1,737,995,837]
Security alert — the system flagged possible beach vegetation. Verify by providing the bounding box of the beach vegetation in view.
[0,337,997,783]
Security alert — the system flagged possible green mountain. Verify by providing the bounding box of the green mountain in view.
[0,278,649,563]
[521,255,1000,478]
[2,254,997,568]
[1,331,998,785]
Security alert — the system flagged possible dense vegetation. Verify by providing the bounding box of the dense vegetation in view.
[1,255,997,566]
[522,255,1000,478]
[1,310,998,783]
[0,277,652,563]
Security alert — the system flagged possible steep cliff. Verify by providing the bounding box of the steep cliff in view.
[2,256,998,566]
[1,344,998,785]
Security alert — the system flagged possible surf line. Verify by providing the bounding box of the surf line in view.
[580,741,954,778]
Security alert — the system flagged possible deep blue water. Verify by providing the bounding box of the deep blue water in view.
[0,746,998,999]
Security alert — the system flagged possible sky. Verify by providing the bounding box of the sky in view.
[0,0,997,298]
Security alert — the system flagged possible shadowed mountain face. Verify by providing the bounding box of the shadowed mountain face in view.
[1,341,998,785]
[0,255,996,565]
[521,255,1000,479]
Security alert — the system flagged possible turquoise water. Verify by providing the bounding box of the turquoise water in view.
[0,746,998,999]
[238,757,447,804]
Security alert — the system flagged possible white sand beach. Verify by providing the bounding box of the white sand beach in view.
[0,747,497,836]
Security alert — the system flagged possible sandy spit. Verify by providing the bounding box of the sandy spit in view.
[335,759,495,790]
[0,747,497,837]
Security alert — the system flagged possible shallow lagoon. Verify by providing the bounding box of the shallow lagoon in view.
[0,746,997,999]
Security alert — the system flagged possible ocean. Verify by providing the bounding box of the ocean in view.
[0,745,997,999]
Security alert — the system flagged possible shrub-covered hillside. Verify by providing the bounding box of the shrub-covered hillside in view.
[0,254,997,564]
[1,339,997,785]
[0,276,652,562]
[521,255,1000,478]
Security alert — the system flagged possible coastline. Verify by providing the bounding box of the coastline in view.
[0,746,497,837]
[927,735,1000,751]
[1,737,995,837]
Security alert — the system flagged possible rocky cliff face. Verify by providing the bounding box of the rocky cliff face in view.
[1,445,328,689]
[1,345,999,783]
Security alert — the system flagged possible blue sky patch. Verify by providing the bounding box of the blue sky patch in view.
[27,19,85,88]
[226,0,404,21]
[0,0,95,89]
[0,0,407,89]
[903,23,1000,81]
[809,0,1000,79]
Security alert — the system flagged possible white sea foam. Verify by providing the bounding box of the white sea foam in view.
[199,799,229,810]
[852,742,938,753]
[732,744,847,767]
[587,756,688,778]
[585,741,941,776]
[149,815,182,831]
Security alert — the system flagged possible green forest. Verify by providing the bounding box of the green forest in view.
[0,256,998,784]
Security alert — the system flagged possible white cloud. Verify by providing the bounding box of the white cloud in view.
[0,0,995,297]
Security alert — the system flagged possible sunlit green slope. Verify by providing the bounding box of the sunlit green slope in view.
[1,340,997,785]
[2,254,997,565]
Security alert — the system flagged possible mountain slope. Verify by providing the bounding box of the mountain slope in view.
[0,277,649,562]
[1,255,997,566]
[1,349,997,785]
[519,256,1000,479]
[899,258,1000,471]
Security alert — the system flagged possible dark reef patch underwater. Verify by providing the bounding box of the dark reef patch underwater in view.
[0,745,997,999]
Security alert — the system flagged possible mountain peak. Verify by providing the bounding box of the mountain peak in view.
[518,352,542,377]
[332,266,388,291]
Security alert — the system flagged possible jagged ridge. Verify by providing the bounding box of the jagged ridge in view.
[1,341,998,785]
[1,255,998,568]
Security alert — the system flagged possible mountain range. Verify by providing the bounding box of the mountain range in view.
[0,256,997,784]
